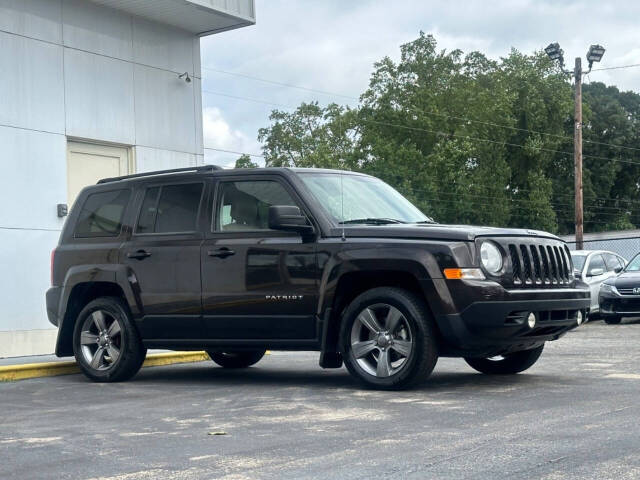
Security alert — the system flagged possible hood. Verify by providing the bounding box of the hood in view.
[331,223,560,242]
[611,270,640,288]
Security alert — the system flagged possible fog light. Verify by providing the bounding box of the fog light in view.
[527,312,537,329]
[576,310,583,326]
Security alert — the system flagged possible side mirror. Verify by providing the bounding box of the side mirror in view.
[588,267,604,277]
[615,266,623,273]
[268,205,314,235]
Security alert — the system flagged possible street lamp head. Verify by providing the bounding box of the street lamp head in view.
[586,44,605,66]
[545,42,565,66]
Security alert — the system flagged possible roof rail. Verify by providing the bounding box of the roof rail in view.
[97,165,222,184]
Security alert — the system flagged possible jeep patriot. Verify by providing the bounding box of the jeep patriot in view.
[47,166,590,389]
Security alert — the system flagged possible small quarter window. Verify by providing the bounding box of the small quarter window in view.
[75,189,130,237]
[136,183,203,234]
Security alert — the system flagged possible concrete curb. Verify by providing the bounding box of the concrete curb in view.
[0,351,210,382]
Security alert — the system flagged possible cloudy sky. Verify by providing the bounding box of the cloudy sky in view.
[200,0,640,167]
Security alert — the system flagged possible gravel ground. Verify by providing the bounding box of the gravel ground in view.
[2,319,640,480]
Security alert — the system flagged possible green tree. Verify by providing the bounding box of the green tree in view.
[234,154,259,169]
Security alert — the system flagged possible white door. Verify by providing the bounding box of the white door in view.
[67,142,132,208]
[583,254,609,312]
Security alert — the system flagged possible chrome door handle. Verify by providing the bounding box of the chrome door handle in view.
[208,248,235,258]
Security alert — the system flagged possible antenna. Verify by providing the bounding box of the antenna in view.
[339,114,346,241]
[340,170,346,241]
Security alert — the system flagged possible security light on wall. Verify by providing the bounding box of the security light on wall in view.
[178,72,192,83]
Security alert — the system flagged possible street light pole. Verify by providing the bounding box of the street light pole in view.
[544,43,605,249]
[574,57,583,250]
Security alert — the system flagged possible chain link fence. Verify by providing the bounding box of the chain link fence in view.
[564,235,640,262]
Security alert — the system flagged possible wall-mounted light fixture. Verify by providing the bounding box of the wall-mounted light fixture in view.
[178,72,191,83]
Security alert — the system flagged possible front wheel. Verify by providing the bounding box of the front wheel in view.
[73,297,146,382]
[604,316,622,325]
[339,287,438,390]
[207,350,266,368]
[464,345,544,375]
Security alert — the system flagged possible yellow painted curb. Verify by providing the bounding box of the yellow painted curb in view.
[0,351,210,382]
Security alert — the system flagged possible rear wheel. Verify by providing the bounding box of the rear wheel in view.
[464,345,544,375]
[339,287,438,390]
[73,297,146,382]
[207,350,266,368]
[604,315,622,325]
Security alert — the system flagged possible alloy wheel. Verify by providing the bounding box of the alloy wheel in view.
[80,310,124,371]
[349,303,414,378]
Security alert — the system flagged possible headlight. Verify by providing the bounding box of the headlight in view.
[600,283,613,292]
[480,241,503,274]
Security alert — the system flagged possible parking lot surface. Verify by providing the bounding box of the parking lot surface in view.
[2,320,640,480]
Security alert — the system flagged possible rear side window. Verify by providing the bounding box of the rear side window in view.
[136,183,203,234]
[75,189,130,237]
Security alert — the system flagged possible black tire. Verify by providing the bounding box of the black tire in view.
[464,344,544,375]
[207,350,266,368]
[604,316,622,325]
[73,297,146,382]
[339,287,439,390]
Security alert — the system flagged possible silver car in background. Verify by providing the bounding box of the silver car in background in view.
[570,250,627,318]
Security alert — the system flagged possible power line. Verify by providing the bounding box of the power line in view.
[204,146,265,158]
[202,66,358,100]
[591,63,640,72]
[202,68,640,153]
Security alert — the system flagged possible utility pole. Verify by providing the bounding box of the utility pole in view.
[574,57,583,250]
[545,43,605,249]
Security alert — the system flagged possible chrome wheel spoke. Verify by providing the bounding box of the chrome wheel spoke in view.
[352,340,377,359]
[376,349,392,377]
[391,339,412,357]
[80,331,99,345]
[92,311,107,332]
[384,306,403,333]
[107,320,121,338]
[90,346,106,369]
[106,345,120,363]
[358,308,382,334]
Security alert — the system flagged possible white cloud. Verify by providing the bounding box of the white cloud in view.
[200,0,640,165]
[202,106,262,168]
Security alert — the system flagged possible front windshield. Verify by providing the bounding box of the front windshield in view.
[299,173,432,224]
[626,254,640,271]
[571,254,587,272]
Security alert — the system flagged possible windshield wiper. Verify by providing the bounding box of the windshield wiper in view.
[339,218,407,225]
[414,219,437,224]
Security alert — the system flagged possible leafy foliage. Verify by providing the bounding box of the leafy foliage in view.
[256,33,640,234]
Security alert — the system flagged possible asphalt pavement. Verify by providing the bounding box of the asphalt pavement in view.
[2,320,640,480]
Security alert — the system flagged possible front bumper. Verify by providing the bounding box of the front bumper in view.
[599,289,640,317]
[434,283,590,357]
[46,286,62,327]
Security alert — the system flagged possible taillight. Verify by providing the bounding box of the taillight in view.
[50,248,57,286]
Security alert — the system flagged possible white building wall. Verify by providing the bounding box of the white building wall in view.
[0,0,209,357]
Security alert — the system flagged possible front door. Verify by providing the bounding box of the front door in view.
[201,177,319,342]
[122,180,206,340]
[584,253,609,312]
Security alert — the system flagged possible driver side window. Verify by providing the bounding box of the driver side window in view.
[215,180,298,232]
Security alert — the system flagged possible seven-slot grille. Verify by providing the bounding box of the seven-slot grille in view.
[502,239,573,287]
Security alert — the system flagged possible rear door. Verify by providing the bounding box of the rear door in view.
[201,176,319,343]
[122,180,207,340]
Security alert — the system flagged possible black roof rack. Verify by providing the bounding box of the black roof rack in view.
[97,165,222,184]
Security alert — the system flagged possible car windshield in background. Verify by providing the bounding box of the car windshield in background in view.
[299,173,432,225]
[571,254,587,272]
[625,255,640,272]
